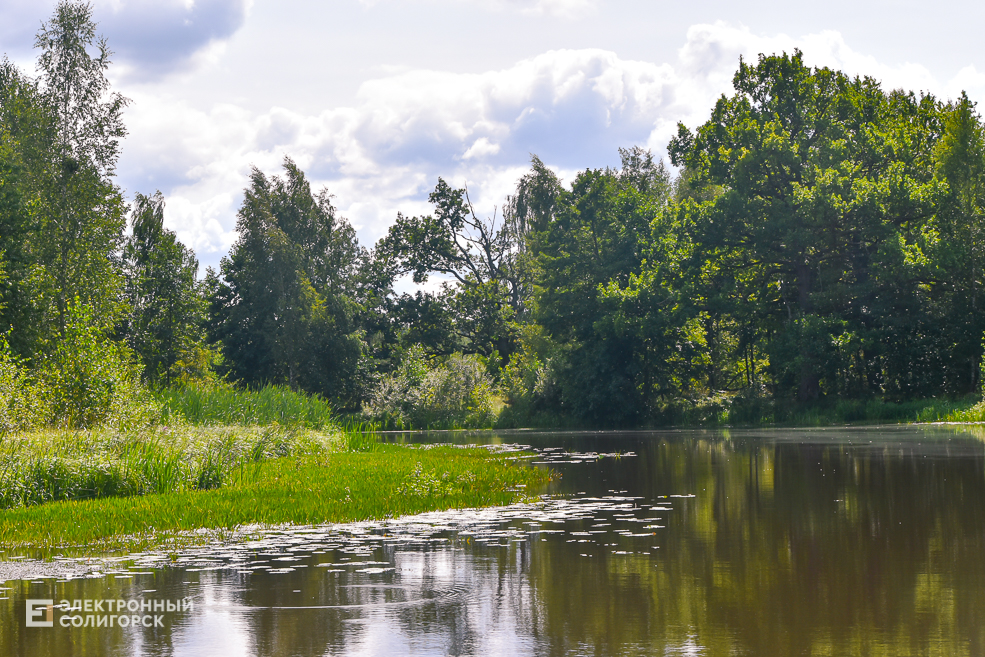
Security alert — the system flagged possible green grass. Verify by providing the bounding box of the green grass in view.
[0,425,343,509]
[155,384,337,428]
[938,400,985,422]
[0,446,551,551]
[0,381,551,553]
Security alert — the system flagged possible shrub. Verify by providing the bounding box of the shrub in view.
[34,301,158,430]
[0,301,159,433]
[496,326,563,428]
[363,347,497,429]
[0,340,50,432]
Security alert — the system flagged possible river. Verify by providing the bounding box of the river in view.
[3,425,984,656]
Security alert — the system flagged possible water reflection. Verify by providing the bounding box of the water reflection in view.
[3,425,985,656]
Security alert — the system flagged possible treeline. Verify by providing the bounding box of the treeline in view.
[2,3,984,429]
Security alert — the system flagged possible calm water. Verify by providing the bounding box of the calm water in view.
[3,425,985,656]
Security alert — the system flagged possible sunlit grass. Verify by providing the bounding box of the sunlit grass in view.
[938,400,985,423]
[155,383,337,428]
[0,425,344,509]
[0,446,551,551]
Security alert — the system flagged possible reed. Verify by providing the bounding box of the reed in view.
[0,425,343,509]
[940,400,985,422]
[155,384,337,428]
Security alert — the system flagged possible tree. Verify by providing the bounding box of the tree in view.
[0,2,128,357]
[209,159,364,404]
[522,148,673,425]
[34,1,128,333]
[378,177,529,360]
[668,51,941,401]
[121,192,209,387]
[928,92,985,392]
[0,124,28,344]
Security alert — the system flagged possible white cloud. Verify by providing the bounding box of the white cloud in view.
[0,0,250,82]
[358,0,597,18]
[114,21,985,271]
[499,0,596,18]
[463,137,501,160]
[97,0,251,81]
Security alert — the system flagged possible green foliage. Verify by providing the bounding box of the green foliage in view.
[208,158,364,406]
[0,300,155,432]
[34,299,156,429]
[121,191,212,387]
[521,147,673,426]
[363,347,497,429]
[7,7,985,431]
[23,1,128,348]
[498,324,562,427]
[0,341,49,432]
[377,177,527,361]
[156,382,337,429]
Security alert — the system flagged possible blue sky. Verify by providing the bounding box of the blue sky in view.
[3,0,985,271]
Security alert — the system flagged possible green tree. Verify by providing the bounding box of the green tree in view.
[0,2,128,357]
[121,192,209,387]
[377,177,529,361]
[930,92,985,392]
[523,147,672,425]
[31,0,129,339]
[209,159,364,404]
[0,127,27,340]
[668,51,942,401]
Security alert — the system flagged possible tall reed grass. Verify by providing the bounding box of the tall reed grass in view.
[0,425,340,510]
[155,384,337,428]
[940,400,985,422]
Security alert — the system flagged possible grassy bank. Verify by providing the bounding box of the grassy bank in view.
[0,445,550,551]
[496,394,985,429]
[0,382,550,552]
[711,396,985,427]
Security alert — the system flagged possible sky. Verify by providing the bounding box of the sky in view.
[2,0,985,272]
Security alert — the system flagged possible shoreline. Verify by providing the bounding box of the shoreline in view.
[0,441,552,557]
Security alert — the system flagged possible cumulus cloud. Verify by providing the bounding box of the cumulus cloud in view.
[114,22,985,270]
[0,0,249,81]
[96,0,250,80]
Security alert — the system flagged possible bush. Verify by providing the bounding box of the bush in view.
[496,326,564,428]
[363,347,497,429]
[35,301,158,429]
[0,341,50,432]
[0,301,158,433]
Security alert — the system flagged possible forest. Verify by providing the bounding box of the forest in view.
[2,2,985,430]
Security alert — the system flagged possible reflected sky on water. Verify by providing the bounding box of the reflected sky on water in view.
[3,425,985,656]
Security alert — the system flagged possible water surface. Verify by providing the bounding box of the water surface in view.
[3,425,985,656]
